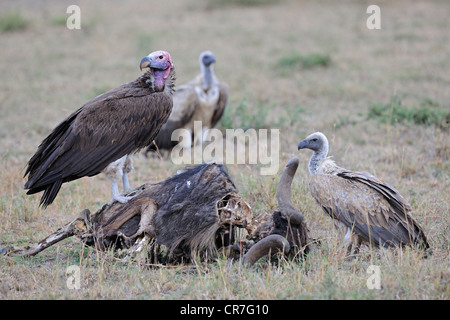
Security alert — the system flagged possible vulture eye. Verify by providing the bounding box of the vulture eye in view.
[311,138,318,142]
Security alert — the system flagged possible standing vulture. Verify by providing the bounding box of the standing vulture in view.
[24,50,175,208]
[146,50,228,154]
[298,132,430,256]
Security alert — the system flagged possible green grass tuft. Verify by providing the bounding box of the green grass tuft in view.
[50,16,68,26]
[368,96,449,129]
[0,11,29,32]
[219,98,305,130]
[278,52,331,69]
[219,98,272,130]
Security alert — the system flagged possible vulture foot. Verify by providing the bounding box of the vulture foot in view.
[109,194,135,205]
[110,180,135,204]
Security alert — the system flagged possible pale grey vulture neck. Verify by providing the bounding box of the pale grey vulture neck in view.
[200,50,216,91]
[300,132,329,175]
[298,132,430,257]
[24,50,175,208]
[146,50,229,154]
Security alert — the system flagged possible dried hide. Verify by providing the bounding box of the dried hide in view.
[4,159,312,267]
[6,163,253,264]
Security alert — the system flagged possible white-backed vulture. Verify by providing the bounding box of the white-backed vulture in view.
[298,132,430,256]
[24,50,175,208]
[147,50,228,154]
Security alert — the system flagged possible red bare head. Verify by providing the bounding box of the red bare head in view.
[140,50,174,91]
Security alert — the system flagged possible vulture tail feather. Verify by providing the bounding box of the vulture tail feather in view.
[38,179,63,209]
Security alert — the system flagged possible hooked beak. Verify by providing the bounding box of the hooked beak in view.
[204,55,216,66]
[140,56,151,71]
[298,140,307,150]
[139,53,173,71]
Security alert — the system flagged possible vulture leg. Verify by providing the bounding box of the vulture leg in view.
[351,234,362,255]
[122,155,134,193]
[201,127,210,145]
[173,128,192,151]
[343,229,363,260]
[110,182,134,204]
[344,228,353,256]
[104,156,135,204]
[182,129,193,149]
[193,127,204,147]
[122,174,131,193]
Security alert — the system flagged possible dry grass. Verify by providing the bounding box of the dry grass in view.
[0,0,449,300]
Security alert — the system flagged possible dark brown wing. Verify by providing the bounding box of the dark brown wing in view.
[148,84,198,151]
[24,81,173,207]
[210,82,228,128]
[309,173,429,249]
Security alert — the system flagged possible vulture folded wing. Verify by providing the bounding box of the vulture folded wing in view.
[336,170,429,249]
[151,84,198,150]
[337,170,412,215]
[210,82,229,128]
[25,84,173,207]
[169,84,199,123]
[309,174,425,248]
[24,107,84,182]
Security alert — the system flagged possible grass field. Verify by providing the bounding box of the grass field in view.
[0,0,449,300]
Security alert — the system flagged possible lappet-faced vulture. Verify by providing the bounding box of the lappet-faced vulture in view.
[24,50,175,208]
[146,50,228,154]
[298,132,430,256]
